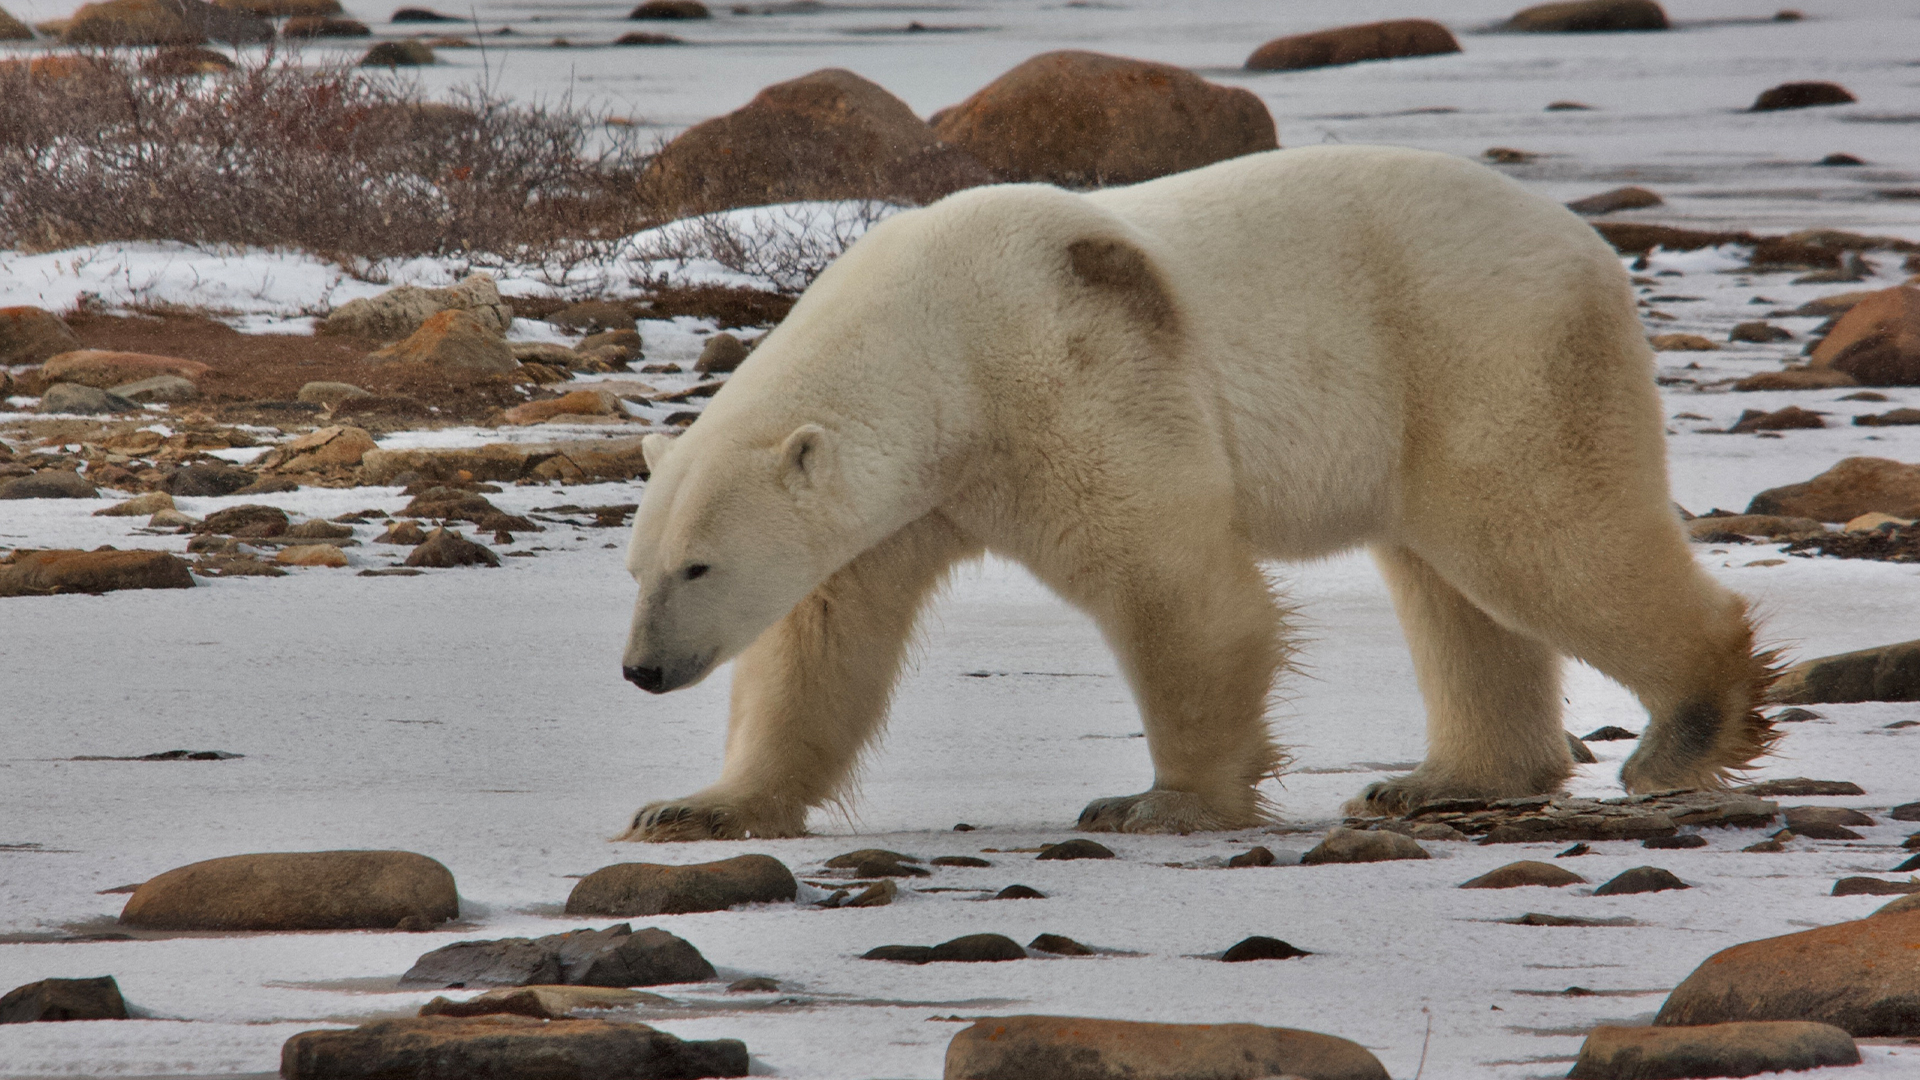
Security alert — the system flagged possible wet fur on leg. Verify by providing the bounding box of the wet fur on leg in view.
[1621,604,1784,792]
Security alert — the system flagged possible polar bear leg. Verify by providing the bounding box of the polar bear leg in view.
[1063,545,1288,834]
[622,513,980,841]
[1348,546,1570,816]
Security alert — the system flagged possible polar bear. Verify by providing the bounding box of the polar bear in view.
[618,145,1776,840]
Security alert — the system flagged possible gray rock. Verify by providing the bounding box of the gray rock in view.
[1786,805,1875,829]
[1027,933,1092,956]
[109,375,198,403]
[320,274,511,341]
[1566,731,1597,763]
[0,976,128,1023]
[564,854,797,916]
[1893,801,1920,822]
[38,382,134,415]
[1772,639,1920,704]
[1301,827,1430,865]
[0,469,97,499]
[928,933,1025,962]
[861,944,932,963]
[1831,877,1920,897]
[1593,866,1689,896]
[694,332,748,373]
[401,924,714,989]
[165,462,257,497]
[297,381,372,408]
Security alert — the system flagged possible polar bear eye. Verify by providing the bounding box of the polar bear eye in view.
[683,563,710,581]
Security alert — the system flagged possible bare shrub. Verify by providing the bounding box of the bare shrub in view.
[624,199,900,293]
[0,47,652,262]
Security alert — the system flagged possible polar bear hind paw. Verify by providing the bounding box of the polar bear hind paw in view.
[620,800,749,842]
[1077,790,1263,834]
[1345,772,1561,818]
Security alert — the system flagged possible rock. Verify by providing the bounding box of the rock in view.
[943,1015,1390,1080]
[1505,0,1668,32]
[728,977,778,992]
[579,329,643,363]
[64,0,270,45]
[141,44,235,76]
[120,851,455,931]
[862,944,933,963]
[41,348,212,388]
[280,1016,748,1080]
[262,426,378,471]
[1036,838,1114,861]
[1028,933,1092,956]
[390,5,455,19]
[1833,877,1920,897]
[402,924,714,988]
[418,985,668,1019]
[1788,822,1863,841]
[1731,321,1793,343]
[930,855,991,867]
[1729,405,1826,434]
[38,383,135,415]
[1793,807,1881,830]
[993,885,1045,900]
[1566,186,1662,215]
[1732,367,1857,391]
[929,933,1026,962]
[1567,1021,1858,1080]
[1650,333,1719,352]
[843,879,898,907]
[502,389,620,425]
[1740,778,1864,797]
[1892,801,1920,821]
[0,548,193,597]
[511,341,579,366]
[1227,846,1276,868]
[0,5,27,38]
[0,469,97,498]
[1874,894,1920,917]
[629,0,706,17]
[1301,827,1430,865]
[824,849,929,877]
[361,38,433,65]
[1645,833,1708,850]
[931,50,1277,187]
[166,461,257,497]
[1808,286,1920,385]
[1593,866,1689,896]
[641,68,991,217]
[1460,860,1585,889]
[0,307,81,364]
[1770,639,1920,704]
[1583,725,1638,740]
[297,381,372,408]
[1856,409,1920,427]
[1684,514,1824,541]
[1567,732,1597,763]
[1244,19,1459,71]
[322,274,512,341]
[378,520,428,545]
[548,301,635,334]
[367,310,515,373]
[110,374,198,402]
[1221,935,1310,961]
[1656,910,1920,1035]
[405,527,500,568]
[197,504,289,537]
[1752,81,1856,112]
[1747,458,1920,522]
[615,30,679,43]
[95,491,175,517]
[565,854,797,916]
[287,519,354,540]
[0,976,128,1023]
[282,14,368,35]
[276,544,349,568]
[695,332,749,374]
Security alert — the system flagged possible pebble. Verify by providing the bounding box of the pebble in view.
[1593,866,1690,896]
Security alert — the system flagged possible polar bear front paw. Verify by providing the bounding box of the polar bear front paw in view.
[1076,790,1260,834]
[619,793,809,842]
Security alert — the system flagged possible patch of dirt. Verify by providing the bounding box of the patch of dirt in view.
[509,285,794,329]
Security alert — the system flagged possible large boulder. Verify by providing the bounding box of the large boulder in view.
[0,307,81,364]
[366,310,516,373]
[63,0,269,44]
[640,68,992,218]
[0,549,192,597]
[320,274,512,342]
[1654,911,1920,1036]
[1808,286,1920,385]
[37,383,135,415]
[119,850,457,931]
[280,1016,748,1080]
[943,1015,1389,1080]
[1245,20,1459,71]
[931,51,1277,188]
[0,977,128,1023]
[1568,1022,1858,1080]
[565,854,797,917]
[1746,457,1920,521]
[39,349,211,389]
[1770,639,1920,704]
[1504,0,1668,32]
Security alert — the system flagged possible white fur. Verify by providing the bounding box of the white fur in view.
[619,145,1767,840]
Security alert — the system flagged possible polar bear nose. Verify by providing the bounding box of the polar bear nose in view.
[624,665,666,693]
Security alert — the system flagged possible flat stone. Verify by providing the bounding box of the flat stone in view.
[1594,866,1689,896]
[0,548,193,598]
[0,469,97,499]
[1739,778,1865,797]
[564,854,797,916]
[401,924,713,988]
[1460,861,1586,889]
[1644,833,1708,849]
[862,944,933,963]
[1789,822,1865,841]
[842,879,897,908]
[0,976,128,1023]
[1568,1021,1858,1080]
[942,1015,1389,1080]
[823,848,929,877]
[1656,910,1920,1035]
[109,374,197,403]
[1786,805,1875,828]
[930,856,991,868]
[418,985,669,1019]
[1036,839,1114,861]
[1302,827,1430,864]
[120,850,456,931]
[279,1016,747,1080]
[1832,877,1920,897]
[1510,913,1635,927]
[1384,790,1778,844]
[1221,935,1310,961]
[1028,933,1092,956]
[928,933,1026,962]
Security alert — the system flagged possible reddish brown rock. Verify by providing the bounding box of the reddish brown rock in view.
[931,51,1277,188]
[1746,457,1920,522]
[502,389,619,426]
[39,349,212,389]
[1567,186,1663,215]
[1654,910,1920,1035]
[0,548,193,597]
[565,855,797,917]
[943,1015,1389,1080]
[1569,1021,1858,1080]
[280,1016,748,1079]
[1505,0,1668,32]
[641,68,991,217]
[1729,405,1824,433]
[1732,367,1857,391]
[1809,286,1920,385]
[367,310,516,374]
[0,307,81,365]
[120,850,457,931]
[1244,19,1459,72]
[276,544,350,568]
[262,426,377,471]
[63,0,268,44]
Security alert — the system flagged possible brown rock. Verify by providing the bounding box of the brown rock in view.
[565,854,797,917]
[119,850,456,931]
[942,1015,1390,1080]
[296,381,371,407]
[1594,866,1688,895]
[548,301,634,334]
[358,444,538,484]
[1460,860,1586,889]
[578,329,643,363]
[264,425,377,471]
[932,50,1277,188]
[361,39,434,65]
[281,14,368,35]
[1729,405,1824,433]
[94,491,176,517]
[1650,333,1719,352]
[1730,321,1793,344]
[1786,805,1875,828]
[0,307,81,365]
[1808,286,1920,385]
[1832,877,1920,897]
[629,0,706,17]
[1655,911,1920,1035]
[0,548,193,597]
[367,310,516,373]
[694,332,749,374]
[64,0,269,44]
[39,349,212,389]
[1301,827,1430,865]
[1856,409,1920,427]
[196,503,288,536]
[1505,0,1669,32]
[1746,457,1920,521]
[1568,1021,1858,1080]
[1593,222,1754,254]
[1732,367,1857,391]
[280,1016,748,1080]
[1752,81,1856,112]
[0,6,31,38]
[0,976,128,1023]
[405,527,500,568]
[641,68,991,217]
[276,544,350,568]
[0,469,98,498]
[212,0,338,14]
[1772,640,1920,705]
[1220,935,1309,961]
[141,44,235,76]
[417,985,668,1019]
[378,519,428,545]
[1874,894,1920,917]
[1244,19,1459,71]
[502,389,619,425]
[1567,186,1663,215]
[322,274,512,341]
[1684,514,1824,541]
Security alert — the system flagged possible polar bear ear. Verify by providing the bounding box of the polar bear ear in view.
[641,433,676,473]
[778,424,833,491]
[1066,236,1179,335]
